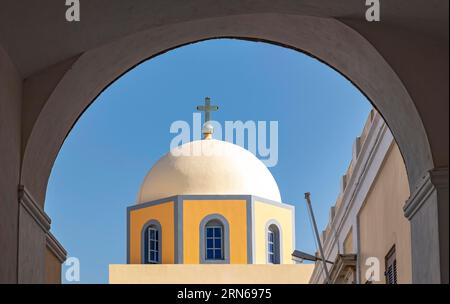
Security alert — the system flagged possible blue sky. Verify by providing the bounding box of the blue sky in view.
[45,39,371,283]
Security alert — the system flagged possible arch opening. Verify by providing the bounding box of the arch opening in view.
[21,14,433,209]
[43,38,414,282]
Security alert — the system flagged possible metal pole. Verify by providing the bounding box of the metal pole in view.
[304,192,332,284]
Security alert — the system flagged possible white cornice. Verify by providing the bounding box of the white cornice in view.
[18,185,51,232]
[322,114,389,251]
[310,114,393,283]
[404,167,449,220]
[46,232,67,263]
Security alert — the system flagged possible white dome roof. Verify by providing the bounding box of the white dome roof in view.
[137,139,281,203]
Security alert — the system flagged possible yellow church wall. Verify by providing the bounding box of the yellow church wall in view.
[253,201,294,264]
[182,199,248,264]
[129,201,175,264]
[109,264,314,284]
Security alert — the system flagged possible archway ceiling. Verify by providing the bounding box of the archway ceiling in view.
[0,0,448,78]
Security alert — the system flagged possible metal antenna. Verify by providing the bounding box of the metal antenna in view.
[304,192,332,284]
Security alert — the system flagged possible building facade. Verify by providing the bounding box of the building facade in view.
[127,194,295,265]
[309,110,412,284]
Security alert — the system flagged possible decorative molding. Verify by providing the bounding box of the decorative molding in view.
[251,195,295,211]
[126,206,131,263]
[46,232,67,263]
[175,196,183,264]
[310,113,390,283]
[333,118,388,237]
[404,167,449,220]
[246,198,254,264]
[126,194,294,265]
[329,254,357,283]
[128,195,177,211]
[18,185,51,232]
[320,118,389,258]
[429,167,449,189]
[135,194,293,211]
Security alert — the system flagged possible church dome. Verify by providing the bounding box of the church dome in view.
[137,139,281,203]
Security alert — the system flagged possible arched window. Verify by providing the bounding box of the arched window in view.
[199,214,230,263]
[142,220,162,264]
[205,220,224,260]
[266,223,281,264]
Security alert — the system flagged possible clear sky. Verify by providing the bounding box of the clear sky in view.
[45,38,371,283]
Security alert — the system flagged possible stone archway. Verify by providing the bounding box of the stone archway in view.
[0,2,447,284]
[21,14,433,205]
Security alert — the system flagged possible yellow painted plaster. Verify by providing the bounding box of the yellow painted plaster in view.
[253,201,294,264]
[129,201,175,264]
[182,199,248,264]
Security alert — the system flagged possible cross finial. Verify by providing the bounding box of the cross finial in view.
[196,97,218,124]
[196,97,219,139]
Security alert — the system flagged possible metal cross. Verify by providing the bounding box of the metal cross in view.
[196,97,219,124]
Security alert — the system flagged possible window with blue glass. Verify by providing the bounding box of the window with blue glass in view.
[267,224,280,264]
[146,226,160,263]
[205,221,224,260]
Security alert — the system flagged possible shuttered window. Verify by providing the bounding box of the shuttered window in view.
[385,246,397,284]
